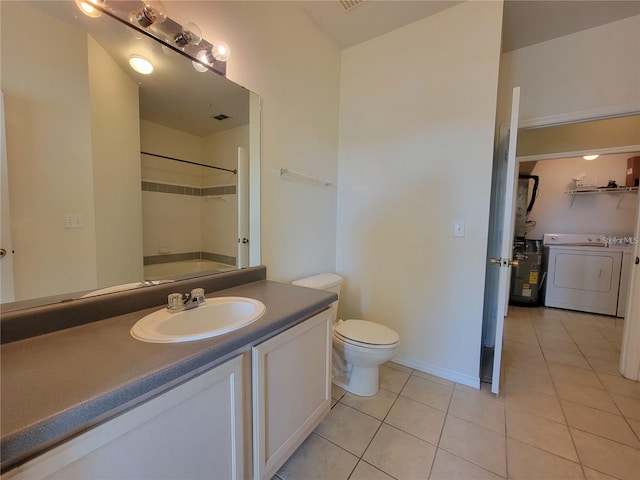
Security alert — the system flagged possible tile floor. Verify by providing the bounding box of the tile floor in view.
[275,307,640,480]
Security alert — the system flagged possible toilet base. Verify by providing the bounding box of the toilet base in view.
[333,365,380,397]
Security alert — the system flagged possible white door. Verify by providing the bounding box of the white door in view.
[0,91,15,303]
[482,87,520,395]
[620,192,640,381]
[237,147,249,268]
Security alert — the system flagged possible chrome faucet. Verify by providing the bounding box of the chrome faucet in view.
[167,288,206,313]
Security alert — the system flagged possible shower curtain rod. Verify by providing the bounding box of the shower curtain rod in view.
[141,151,237,174]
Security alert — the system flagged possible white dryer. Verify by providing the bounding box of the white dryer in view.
[543,233,633,317]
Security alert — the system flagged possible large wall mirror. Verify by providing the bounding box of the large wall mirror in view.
[0,1,261,311]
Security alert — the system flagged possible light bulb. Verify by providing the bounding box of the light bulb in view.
[132,1,166,28]
[192,48,215,72]
[74,0,104,18]
[196,48,215,65]
[583,155,599,161]
[174,22,202,47]
[192,60,208,73]
[129,55,154,75]
[211,41,230,62]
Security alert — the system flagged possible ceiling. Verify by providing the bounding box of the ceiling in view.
[35,1,249,136]
[299,0,640,52]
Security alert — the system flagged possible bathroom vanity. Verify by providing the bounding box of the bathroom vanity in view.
[0,267,336,479]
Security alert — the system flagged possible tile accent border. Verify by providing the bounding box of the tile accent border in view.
[141,181,236,197]
[144,251,236,266]
[202,251,236,265]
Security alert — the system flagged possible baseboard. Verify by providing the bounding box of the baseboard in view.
[391,355,481,389]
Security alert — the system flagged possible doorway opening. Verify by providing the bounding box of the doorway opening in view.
[482,111,640,389]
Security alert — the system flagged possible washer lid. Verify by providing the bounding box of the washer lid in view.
[335,320,399,346]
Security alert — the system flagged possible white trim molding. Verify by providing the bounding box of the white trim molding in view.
[391,355,481,389]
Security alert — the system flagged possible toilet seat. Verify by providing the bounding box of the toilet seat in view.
[334,319,399,349]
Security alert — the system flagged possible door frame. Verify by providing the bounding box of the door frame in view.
[484,105,640,390]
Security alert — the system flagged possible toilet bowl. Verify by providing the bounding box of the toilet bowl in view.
[292,274,400,397]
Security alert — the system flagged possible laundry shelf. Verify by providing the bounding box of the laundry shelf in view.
[565,186,638,208]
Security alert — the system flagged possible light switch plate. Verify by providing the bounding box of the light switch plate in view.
[454,220,465,237]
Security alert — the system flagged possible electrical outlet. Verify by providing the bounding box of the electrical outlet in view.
[64,214,84,229]
[454,220,465,237]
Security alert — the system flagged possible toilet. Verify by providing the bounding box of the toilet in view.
[292,273,399,397]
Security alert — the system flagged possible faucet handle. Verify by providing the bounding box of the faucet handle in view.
[167,293,184,312]
[191,288,206,305]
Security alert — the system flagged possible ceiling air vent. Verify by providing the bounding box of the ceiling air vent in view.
[339,0,364,12]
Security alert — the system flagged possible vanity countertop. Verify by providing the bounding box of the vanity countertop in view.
[0,279,336,471]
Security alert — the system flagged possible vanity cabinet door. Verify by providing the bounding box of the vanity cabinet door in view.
[10,355,245,480]
[252,310,332,480]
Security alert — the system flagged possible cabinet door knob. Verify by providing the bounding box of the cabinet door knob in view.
[0,248,6,258]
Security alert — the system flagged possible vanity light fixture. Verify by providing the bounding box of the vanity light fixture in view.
[75,0,229,77]
[132,1,166,28]
[196,48,215,65]
[193,42,231,72]
[74,0,105,18]
[211,41,231,62]
[174,22,202,48]
[129,55,154,75]
[583,154,599,160]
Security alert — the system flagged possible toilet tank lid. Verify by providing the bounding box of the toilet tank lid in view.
[292,273,343,289]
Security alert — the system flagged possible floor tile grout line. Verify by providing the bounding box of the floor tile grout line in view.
[338,368,490,480]
[513,308,640,465]
[545,308,640,476]
[566,424,640,451]
[351,459,399,480]
[532,309,596,480]
[557,314,640,439]
[430,446,509,480]
[290,307,633,480]
[341,366,411,480]
[424,376,456,480]
[438,380,511,479]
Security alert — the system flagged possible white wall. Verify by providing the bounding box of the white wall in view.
[1,2,98,300]
[202,125,248,188]
[165,1,341,281]
[142,192,202,257]
[202,195,238,259]
[88,37,144,288]
[523,153,639,239]
[336,1,504,385]
[201,127,247,258]
[140,120,204,186]
[498,15,640,125]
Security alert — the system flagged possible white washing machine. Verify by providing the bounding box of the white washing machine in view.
[543,233,634,317]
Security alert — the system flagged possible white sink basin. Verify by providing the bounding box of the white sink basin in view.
[131,296,266,343]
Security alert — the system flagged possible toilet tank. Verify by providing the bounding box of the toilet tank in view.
[292,273,343,323]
